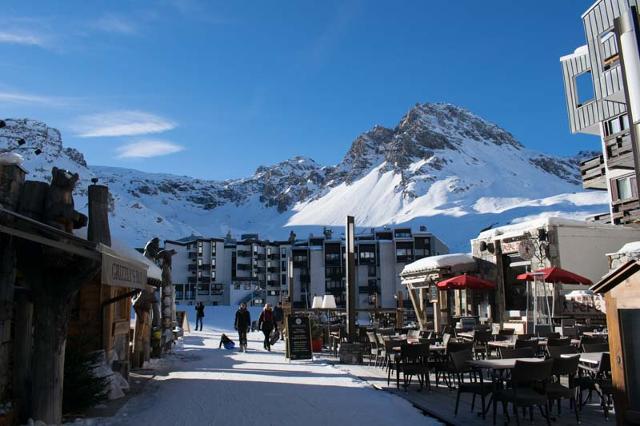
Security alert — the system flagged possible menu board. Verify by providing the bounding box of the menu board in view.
[286,314,312,360]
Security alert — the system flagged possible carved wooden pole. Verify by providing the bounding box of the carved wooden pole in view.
[87,184,111,246]
[0,164,25,405]
[13,180,47,421]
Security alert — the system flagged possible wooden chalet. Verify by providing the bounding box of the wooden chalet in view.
[591,260,640,425]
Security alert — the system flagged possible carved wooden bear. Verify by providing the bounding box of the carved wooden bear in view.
[44,166,88,232]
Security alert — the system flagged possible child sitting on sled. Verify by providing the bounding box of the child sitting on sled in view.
[218,333,236,350]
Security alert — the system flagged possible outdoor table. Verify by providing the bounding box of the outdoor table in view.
[468,357,545,371]
[457,331,475,341]
[582,331,608,338]
[562,351,608,365]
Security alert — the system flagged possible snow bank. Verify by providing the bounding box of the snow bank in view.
[400,253,475,276]
[616,241,640,254]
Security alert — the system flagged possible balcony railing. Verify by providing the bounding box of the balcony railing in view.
[579,154,607,190]
[606,136,634,170]
[612,196,640,225]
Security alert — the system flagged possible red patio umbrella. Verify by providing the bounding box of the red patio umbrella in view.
[436,274,496,290]
[516,267,592,285]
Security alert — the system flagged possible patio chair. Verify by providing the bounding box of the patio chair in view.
[546,355,580,424]
[547,337,571,347]
[535,324,553,338]
[547,345,578,359]
[473,330,492,360]
[375,333,387,368]
[499,328,515,337]
[516,333,535,341]
[366,332,379,366]
[387,343,427,391]
[578,352,614,419]
[579,335,606,349]
[500,347,536,359]
[450,349,492,419]
[492,359,553,426]
[581,343,609,353]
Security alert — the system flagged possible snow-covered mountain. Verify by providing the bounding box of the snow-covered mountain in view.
[0,103,609,251]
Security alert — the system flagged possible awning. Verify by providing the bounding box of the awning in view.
[402,275,430,287]
[99,243,148,290]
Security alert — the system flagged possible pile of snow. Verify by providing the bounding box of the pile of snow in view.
[400,253,476,276]
[616,241,640,254]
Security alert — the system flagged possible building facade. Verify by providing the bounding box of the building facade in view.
[561,0,640,224]
[165,226,448,310]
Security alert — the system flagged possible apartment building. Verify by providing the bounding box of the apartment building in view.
[165,227,448,310]
[561,0,640,224]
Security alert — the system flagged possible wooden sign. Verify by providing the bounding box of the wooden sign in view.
[285,314,312,360]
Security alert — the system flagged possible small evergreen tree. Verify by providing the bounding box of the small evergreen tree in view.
[62,336,110,415]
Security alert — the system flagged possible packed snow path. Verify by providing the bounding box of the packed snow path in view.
[102,308,437,426]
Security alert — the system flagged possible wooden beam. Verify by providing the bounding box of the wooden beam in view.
[0,224,100,260]
[406,285,426,331]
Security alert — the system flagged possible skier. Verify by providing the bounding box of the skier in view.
[258,304,275,351]
[234,303,251,352]
[195,302,205,331]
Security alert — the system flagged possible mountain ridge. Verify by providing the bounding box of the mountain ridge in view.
[0,103,608,251]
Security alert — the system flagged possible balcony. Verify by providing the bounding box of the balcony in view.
[188,264,198,271]
[237,263,251,271]
[606,136,634,170]
[580,154,607,190]
[187,277,197,284]
[587,211,612,224]
[237,250,251,257]
[612,196,640,225]
[188,252,198,260]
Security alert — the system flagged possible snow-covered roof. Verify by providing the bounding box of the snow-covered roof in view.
[475,217,627,241]
[400,253,476,276]
[560,45,589,61]
[111,239,162,281]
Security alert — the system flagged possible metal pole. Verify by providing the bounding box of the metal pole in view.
[345,216,356,340]
[615,7,640,198]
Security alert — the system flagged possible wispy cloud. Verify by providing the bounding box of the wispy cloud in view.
[0,89,65,106]
[116,139,185,158]
[72,110,176,137]
[0,30,46,47]
[91,15,137,35]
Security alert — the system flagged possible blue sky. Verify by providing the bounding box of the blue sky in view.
[0,0,597,180]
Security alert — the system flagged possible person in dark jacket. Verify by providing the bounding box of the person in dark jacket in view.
[195,302,205,331]
[234,303,251,352]
[273,302,284,333]
[258,304,275,351]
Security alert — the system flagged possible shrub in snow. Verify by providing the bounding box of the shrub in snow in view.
[62,337,109,415]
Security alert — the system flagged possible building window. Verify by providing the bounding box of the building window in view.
[617,176,634,200]
[368,264,376,277]
[605,114,629,136]
[197,258,202,266]
[575,71,595,107]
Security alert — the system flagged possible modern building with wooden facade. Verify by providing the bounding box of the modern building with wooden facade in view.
[561,0,640,225]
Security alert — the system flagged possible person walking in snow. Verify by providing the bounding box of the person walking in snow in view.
[258,304,275,351]
[234,303,251,352]
[195,302,205,331]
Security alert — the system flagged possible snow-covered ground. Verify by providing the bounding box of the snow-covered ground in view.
[95,307,438,426]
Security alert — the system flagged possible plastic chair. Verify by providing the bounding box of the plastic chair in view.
[492,359,553,426]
